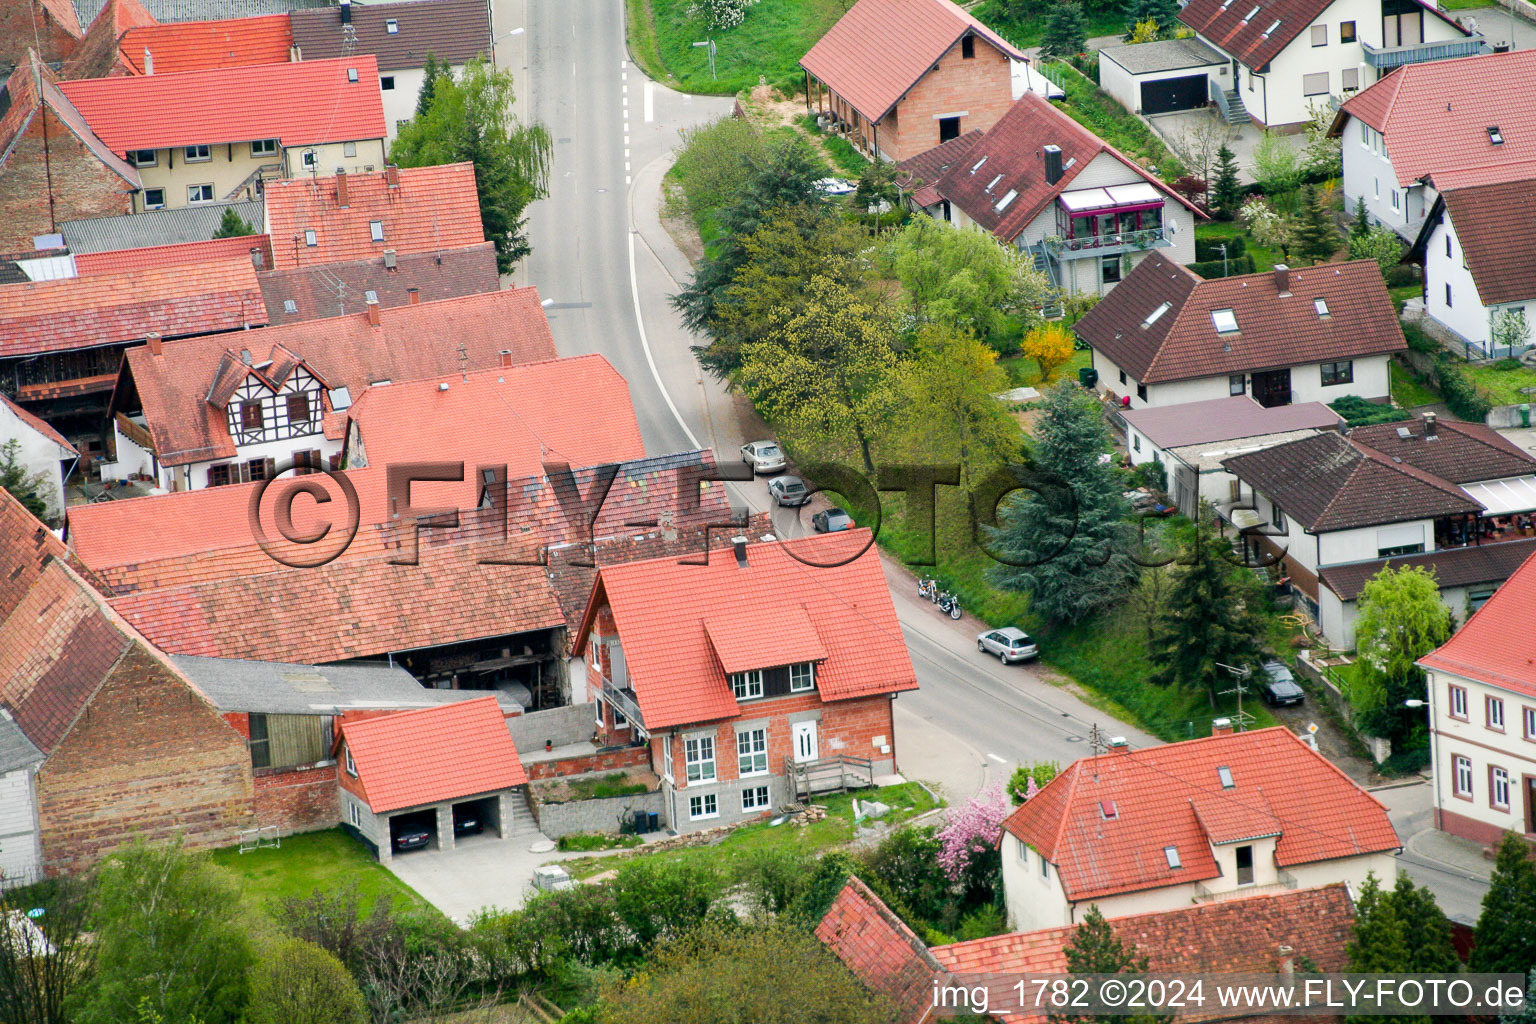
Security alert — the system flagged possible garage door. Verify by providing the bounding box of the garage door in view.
[1140,75,1209,115]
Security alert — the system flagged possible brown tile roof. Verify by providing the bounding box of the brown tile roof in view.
[288,0,491,71]
[1430,178,1536,306]
[895,129,980,193]
[815,877,943,1024]
[118,13,292,75]
[1075,253,1405,384]
[1348,416,1536,484]
[118,287,555,466]
[0,52,141,188]
[262,164,485,270]
[256,242,499,322]
[1335,50,1536,187]
[574,531,919,730]
[0,256,263,359]
[1323,536,1536,604]
[73,235,271,275]
[1223,430,1484,531]
[1000,729,1399,903]
[1418,543,1536,696]
[799,0,1024,123]
[1182,0,1461,73]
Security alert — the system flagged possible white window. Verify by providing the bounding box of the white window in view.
[1391,190,1400,211]
[304,229,318,247]
[1229,374,1245,396]
[345,747,357,776]
[742,785,770,811]
[1040,855,1049,879]
[662,733,673,782]
[1314,298,1330,317]
[613,703,628,729]
[589,634,601,669]
[594,695,604,726]
[1217,765,1235,788]
[282,299,298,315]
[1450,685,1468,719]
[184,144,211,162]
[364,289,378,304]
[142,188,166,209]
[1133,433,1141,452]
[1492,766,1511,809]
[689,793,718,819]
[347,66,359,82]
[130,149,157,167]
[1342,67,1359,91]
[385,16,399,32]
[1310,24,1327,45]
[1454,755,1473,797]
[1488,696,1506,731]
[1165,845,1181,868]
[369,220,385,242]
[302,150,318,170]
[789,663,815,692]
[1525,705,1536,741]
[188,184,214,203]
[1302,72,1329,96]
[737,727,768,776]
[731,670,763,700]
[1212,308,1239,333]
[685,734,716,783]
[344,142,358,157]
[1143,301,1171,327]
[251,139,278,157]
[1017,838,1029,865]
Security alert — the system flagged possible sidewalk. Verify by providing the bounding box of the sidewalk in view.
[1370,780,1492,924]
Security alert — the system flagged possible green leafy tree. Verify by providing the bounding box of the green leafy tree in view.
[1148,516,1267,707]
[391,59,552,272]
[853,159,900,220]
[1040,3,1088,57]
[1252,130,1303,199]
[1346,873,1459,1024]
[1292,183,1338,265]
[739,848,818,916]
[1302,100,1342,178]
[1348,225,1404,272]
[1494,308,1531,354]
[415,53,448,118]
[1472,832,1536,975]
[885,216,1051,342]
[1007,760,1061,802]
[668,115,768,225]
[1053,906,1167,1024]
[1351,565,1451,745]
[246,939,366,1024]
[611,859,725,951]
[1210,144,1243,220]
[0,439,53,524]
[988,381,1136,623]
[1124,0,1179,36]
[79,840,254,1024]
[856,827,955,931]
[211,208,255,238]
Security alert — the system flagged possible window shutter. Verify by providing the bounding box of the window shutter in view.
[238,462,251,483]
[266,458,276,479]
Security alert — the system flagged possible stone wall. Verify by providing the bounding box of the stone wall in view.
[531,790,665,839]
[507,704,591,753]
[526,745,650,781]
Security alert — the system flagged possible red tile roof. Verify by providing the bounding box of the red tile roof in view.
[72,0,159,78]
[337,696,526,813]
[704,606,828,675]
[799,0,1024,123]
[257,242,499,322]
[73,235,271,275]
[118,14,292,75]
[1001,728,1399,903]
[58,55,386,151]
[38,0,83,38]
[1,393,77,455]
[262,164,485,270]
[815,877,944,1024]
[118,287,556,466]
[0,256,264,358]
[575,531,918,730]
[933,94,1202,243]
[1336,50,1536,187]
[1075,253,1405,384]
[344,355,646,478]
[1419,546,1536,698]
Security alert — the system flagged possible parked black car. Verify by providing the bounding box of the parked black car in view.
[453,806,484,836]
[392,815,434,853]
[1260,660,1306,707]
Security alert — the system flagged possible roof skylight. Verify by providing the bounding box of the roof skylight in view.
[1212,308,1239,334]
[1217,765,1235,789]
[1143,301,1172,328]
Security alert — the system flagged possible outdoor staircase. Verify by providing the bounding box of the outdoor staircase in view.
[507,789,548,844]
[1213,87,1251,126]
[1030,244,1064,319]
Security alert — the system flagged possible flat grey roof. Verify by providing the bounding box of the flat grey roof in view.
[1100,38,1226,75]
[1167,427,1335,472]
[172,655,523,715]
[1122,396,1343,449]
[60,201,264,254]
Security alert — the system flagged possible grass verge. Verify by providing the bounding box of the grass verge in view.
[1462,360,1536,405]
[624,0,845,95]
[1390,361,1441,409]
[971,1,1125,48]
[1194,221,1282,272]
[1000,350,1092,388]
[210,828,443,921]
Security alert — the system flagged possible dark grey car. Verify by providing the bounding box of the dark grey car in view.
[1260,660,1305,706]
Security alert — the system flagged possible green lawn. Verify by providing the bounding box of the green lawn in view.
[561,782,939,880]
[971,1,1126,48]
[210,828,443,921]
[1194,222,1283,273]
[1462,361,1536,406]
[625,0,845,95]
[1001,349,1092,388]
[1390,361,1441,409]
[1039,61,1184,179]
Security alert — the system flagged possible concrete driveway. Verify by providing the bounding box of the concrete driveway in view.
[384,830,591,925]
[1146,107,1307,183]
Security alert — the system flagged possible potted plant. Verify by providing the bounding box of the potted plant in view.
[545,739,553,752]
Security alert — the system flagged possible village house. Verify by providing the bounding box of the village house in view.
[1120,396,1341,517]
[289,0,493,140]
[66,0,292,79]
[903,92,1201,297]
[1076,255,1404,410]
[1097,37,1230,119]
[1177,0,1476,129]
[257,243,500,322]
[997,726,1398,932]
[1418,550,1536,845]
[1222,414,1536,644]
[57,55,388,212]
[1332,50,1535,242]
[0,392,77,522]
[573,530,918,834]
[799,0,1025,164]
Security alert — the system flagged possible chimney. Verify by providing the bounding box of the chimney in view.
[143,47,153,75]
[249,247,264,270]
[1278,945,1295,986]
[365,299,380,326]
[1212,717,1234,736]
[498,349,513,367]
[145,332,163,356]
[385,164,400,188]
[383,249,397,270]
[340,0,352,22]
[1423,410,1438,439]
[1274,264,1291,296]
[1043,144,1063,185]
[408,287,421,304]
[289,43,301,62]
[732,534,749,568]
[1107,736,1129,754]
[335,168,349,208]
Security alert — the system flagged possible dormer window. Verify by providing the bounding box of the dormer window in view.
[1212,308,1239,334]
[731,669,764,700]
[1489,126,1505,145]
[1143,301,1171,328]
[1217,765,1235,788]
[385,17,399,32]
[1313,297,1330,317]
[789,663,815,692]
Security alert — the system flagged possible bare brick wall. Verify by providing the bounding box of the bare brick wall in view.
[37,642,255,875]
[1,2,79,72]
[526,744,650,780]
[888,37,1014,163]
[254,766,341,833]
[0,106,133,251]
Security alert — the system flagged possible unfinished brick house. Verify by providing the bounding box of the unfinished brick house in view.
[0,0,81,73]
[799,0,1024,163]
[574,530,918,833]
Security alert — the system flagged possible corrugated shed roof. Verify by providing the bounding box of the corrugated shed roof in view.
[171,654,521,714]
[60,200,263,252]
[1418,544,1536,695]
[257,241,498,322]
[289,0,492,70]
[118,14,291,74]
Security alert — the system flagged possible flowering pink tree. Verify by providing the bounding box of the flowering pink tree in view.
[936,783,1011,884]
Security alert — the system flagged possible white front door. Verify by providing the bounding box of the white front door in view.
[792,721,819,763]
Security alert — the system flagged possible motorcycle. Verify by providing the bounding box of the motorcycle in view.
[936,591,962,620]
[917,577,938,602]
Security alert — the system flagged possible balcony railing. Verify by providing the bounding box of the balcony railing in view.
[1361,36,1483,70]
[1194,871,1299,903]
[597,674,646,732]
[1052,227,1170,260]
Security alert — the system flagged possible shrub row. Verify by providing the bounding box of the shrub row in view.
[1435,361,1495,421]
[1194,235,1247,261]
[1383,264,1418,288]
[1328,395,1409,427]
[1185,253,1256,279]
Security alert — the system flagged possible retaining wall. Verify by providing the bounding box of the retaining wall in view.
[507,704,591,753]
[531,790,665,839]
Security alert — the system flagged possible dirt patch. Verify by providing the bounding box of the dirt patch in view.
[1266,693,1384,786]
[531,768,660,805]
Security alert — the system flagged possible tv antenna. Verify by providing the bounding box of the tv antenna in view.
[1215,662,1256,732]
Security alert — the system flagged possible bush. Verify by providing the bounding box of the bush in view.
[611,859,725,949]
[1436,361,1495,421]
[1383,264,1418,287]
[1131,458,1167,492]
[1491,357,1524,372]
[1194,235,1246,261]
[557,832,643,852]
[1379,745,1431,777]
[246,939,366,1024]
[1401,321,1440,356]
[1006,761,1062,803]
[1185,254,1255,278]
[1329,395,1409,427]
[955,904,1008,941]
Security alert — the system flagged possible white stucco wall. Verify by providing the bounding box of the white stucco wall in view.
[1421,214,1536,354]
[1095,355,1390,411]
[1316,518,1438,564]
[0,400,72,521]
[1340,120,1428,240]
[380,66,427,141]
[1424,667,1536,839]
[1001,831,1072,931]
[1099,55,1224,116]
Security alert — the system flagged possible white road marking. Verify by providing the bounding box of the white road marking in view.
[622,84,628,94]
[626,175,632,184]
[624,148,630,159]
[621,60,627,68]
[624,134,630,145]
[571,62,576,76]
[644,80,655,122]
[625,161,631,172]
[987,753,1008,763]
[628,226,702,449]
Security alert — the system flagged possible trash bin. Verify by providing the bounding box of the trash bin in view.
[1078,366,1099,389]
[1522,403,1531,428]
[647,811,660,832]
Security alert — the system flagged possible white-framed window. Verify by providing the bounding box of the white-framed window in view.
[1302,72,1328,96]
[188,184,214,203]
[613,702,629,730]
[685,734,716,783]
[370,220,385,242]
[689,793,718,819]
[1320,360,1353,386]
[347,66,359,82]
[594,694,604,726]
[1488,695,1506,731]
[1040,855,1049,879]
[130,149,157,167]
[304,229,318,247]
[1391,190,1400,211]
[385,17,399,32]
[344,142,358,157]
[184,144,211,162]
[789,663,815,692]
[1342,67,1359,91]
[1492,766,1511,809]
[1229,374,1245,395]
[742,785,770,811]
[251,139,278,157]
[143,188,166,209]
[1450,685,1468,720]
[1212,308,1239,333]
[1269,500,1284,530]
[1017,838,1029,865]
[737,727,768,776]
[345,747,357,777]
[1454,754,1473,797]
[1165,845,1182,868]
[1133,433,1141,452]
[662,732,673,782]
[302,150,319,169]
[1525,705,1536,741]
[731,670,763,700]
[1310,24,1327,45]
[349,802,362,827]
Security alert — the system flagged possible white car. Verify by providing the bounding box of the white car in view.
[814,177,856,196]
[768,475,810,507]
[977,627,1039,664]
[741,441,786,474]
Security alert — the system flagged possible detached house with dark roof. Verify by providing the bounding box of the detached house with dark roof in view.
[799,0,1024,163]
[1076,254,1405,410]
[998,725,1399,932]
[1222,414,1536,644]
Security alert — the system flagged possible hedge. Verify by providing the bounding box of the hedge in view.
[1383,264,1417,287]
[1195,235,1247,261]
[1186,253,1256,279]
[1329,395,1409,426]
[1436,361,1494,421]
